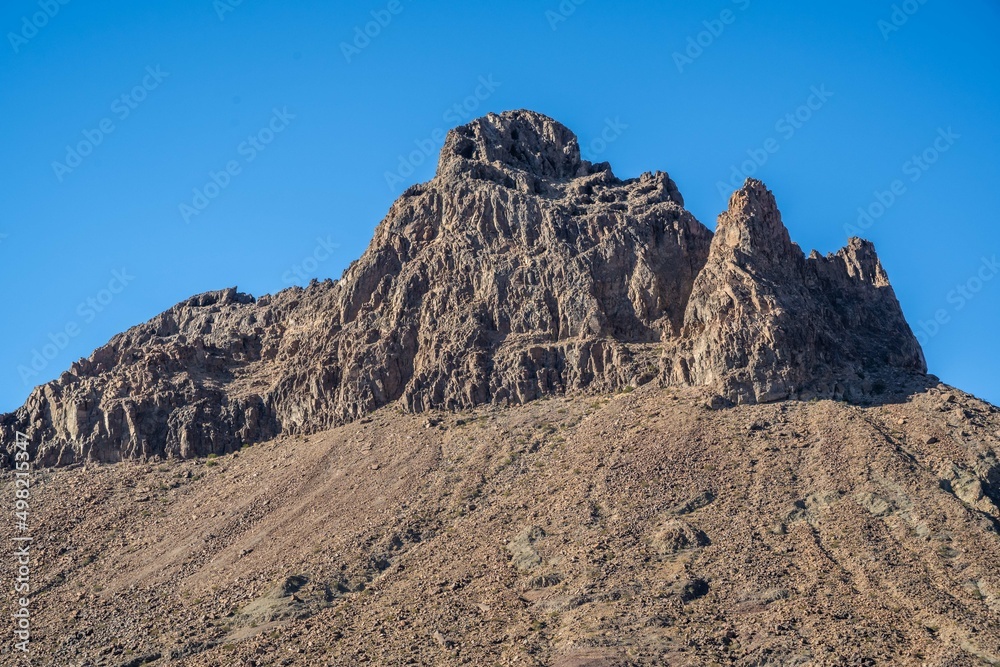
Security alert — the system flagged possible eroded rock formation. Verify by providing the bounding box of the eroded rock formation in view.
[668,179,926,404]
[1,110,926,465]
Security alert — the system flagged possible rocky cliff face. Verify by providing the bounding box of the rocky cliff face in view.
[669,179,926,404]
[1,110,927,466]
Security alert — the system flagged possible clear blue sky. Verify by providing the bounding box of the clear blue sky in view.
[2,0,998,411]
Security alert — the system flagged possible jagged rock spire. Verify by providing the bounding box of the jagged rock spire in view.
[673,178,925,404]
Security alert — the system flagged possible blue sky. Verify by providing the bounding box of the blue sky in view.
[1,0,998,411]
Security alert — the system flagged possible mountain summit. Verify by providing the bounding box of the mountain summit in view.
[6,111,1000,667]
[2,110,926,466]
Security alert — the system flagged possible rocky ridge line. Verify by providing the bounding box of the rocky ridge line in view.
[1,110,927,466]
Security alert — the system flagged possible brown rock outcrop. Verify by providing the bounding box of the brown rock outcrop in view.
[1,110,927,466]
[669,179,926,404]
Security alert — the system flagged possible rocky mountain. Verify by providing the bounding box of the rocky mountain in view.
[3,110,999,667]
[0,110,927,467]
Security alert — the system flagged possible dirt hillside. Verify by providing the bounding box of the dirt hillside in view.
[4,381,1000,666]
